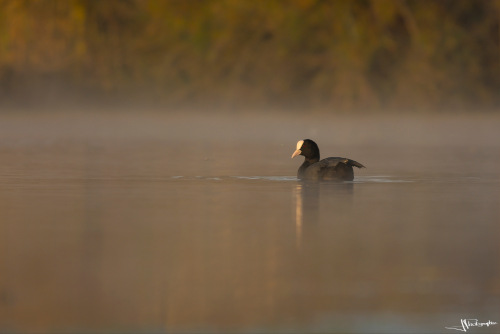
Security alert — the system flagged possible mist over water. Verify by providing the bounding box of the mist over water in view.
[0,111,499,333]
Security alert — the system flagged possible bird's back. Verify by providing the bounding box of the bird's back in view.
[301,157,365,181]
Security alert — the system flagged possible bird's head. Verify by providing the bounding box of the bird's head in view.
[291,139,320,161]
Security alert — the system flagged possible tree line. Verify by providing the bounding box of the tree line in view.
[0,0,499,111]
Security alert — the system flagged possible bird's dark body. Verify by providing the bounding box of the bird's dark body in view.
[292,139,365,181]
[298,157,364,181]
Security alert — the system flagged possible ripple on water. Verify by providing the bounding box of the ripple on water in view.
[169,175,298,182]
[169,175,414,183]
[232,176,297,181]
[169,175,499,185]
[354,176,415,183]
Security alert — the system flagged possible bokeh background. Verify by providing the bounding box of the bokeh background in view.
[1,1,500,334]
[0,0,499,112]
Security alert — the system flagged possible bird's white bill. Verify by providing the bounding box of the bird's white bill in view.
[292,140,304,158]
[291,149,301,158]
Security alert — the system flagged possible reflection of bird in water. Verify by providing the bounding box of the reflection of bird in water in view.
[295,183,317,249]
[291,139,365,181]
[294,182,354,249]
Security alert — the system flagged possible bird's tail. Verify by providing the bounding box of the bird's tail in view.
[347,159,365,168]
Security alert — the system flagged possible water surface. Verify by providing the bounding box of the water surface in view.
[0,112,499,333]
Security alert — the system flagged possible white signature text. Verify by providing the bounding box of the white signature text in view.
[446,319,497,332]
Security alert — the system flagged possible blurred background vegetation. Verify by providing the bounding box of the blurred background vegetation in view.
[0,0,499,112]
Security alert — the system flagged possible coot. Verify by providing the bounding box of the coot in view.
[291,139,365,181]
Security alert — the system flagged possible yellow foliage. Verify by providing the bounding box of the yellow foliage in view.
[0,0,498,111]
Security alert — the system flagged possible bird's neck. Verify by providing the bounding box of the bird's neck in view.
[305,155,320,164]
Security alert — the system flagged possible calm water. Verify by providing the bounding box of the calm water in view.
[0,112,499,333]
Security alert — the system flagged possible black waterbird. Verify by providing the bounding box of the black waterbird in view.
[291,139,365,181]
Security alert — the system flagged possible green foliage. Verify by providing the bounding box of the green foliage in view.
[0,0,498,111]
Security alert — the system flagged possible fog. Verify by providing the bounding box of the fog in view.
[1,1,499,332]
[0,110,499,333]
